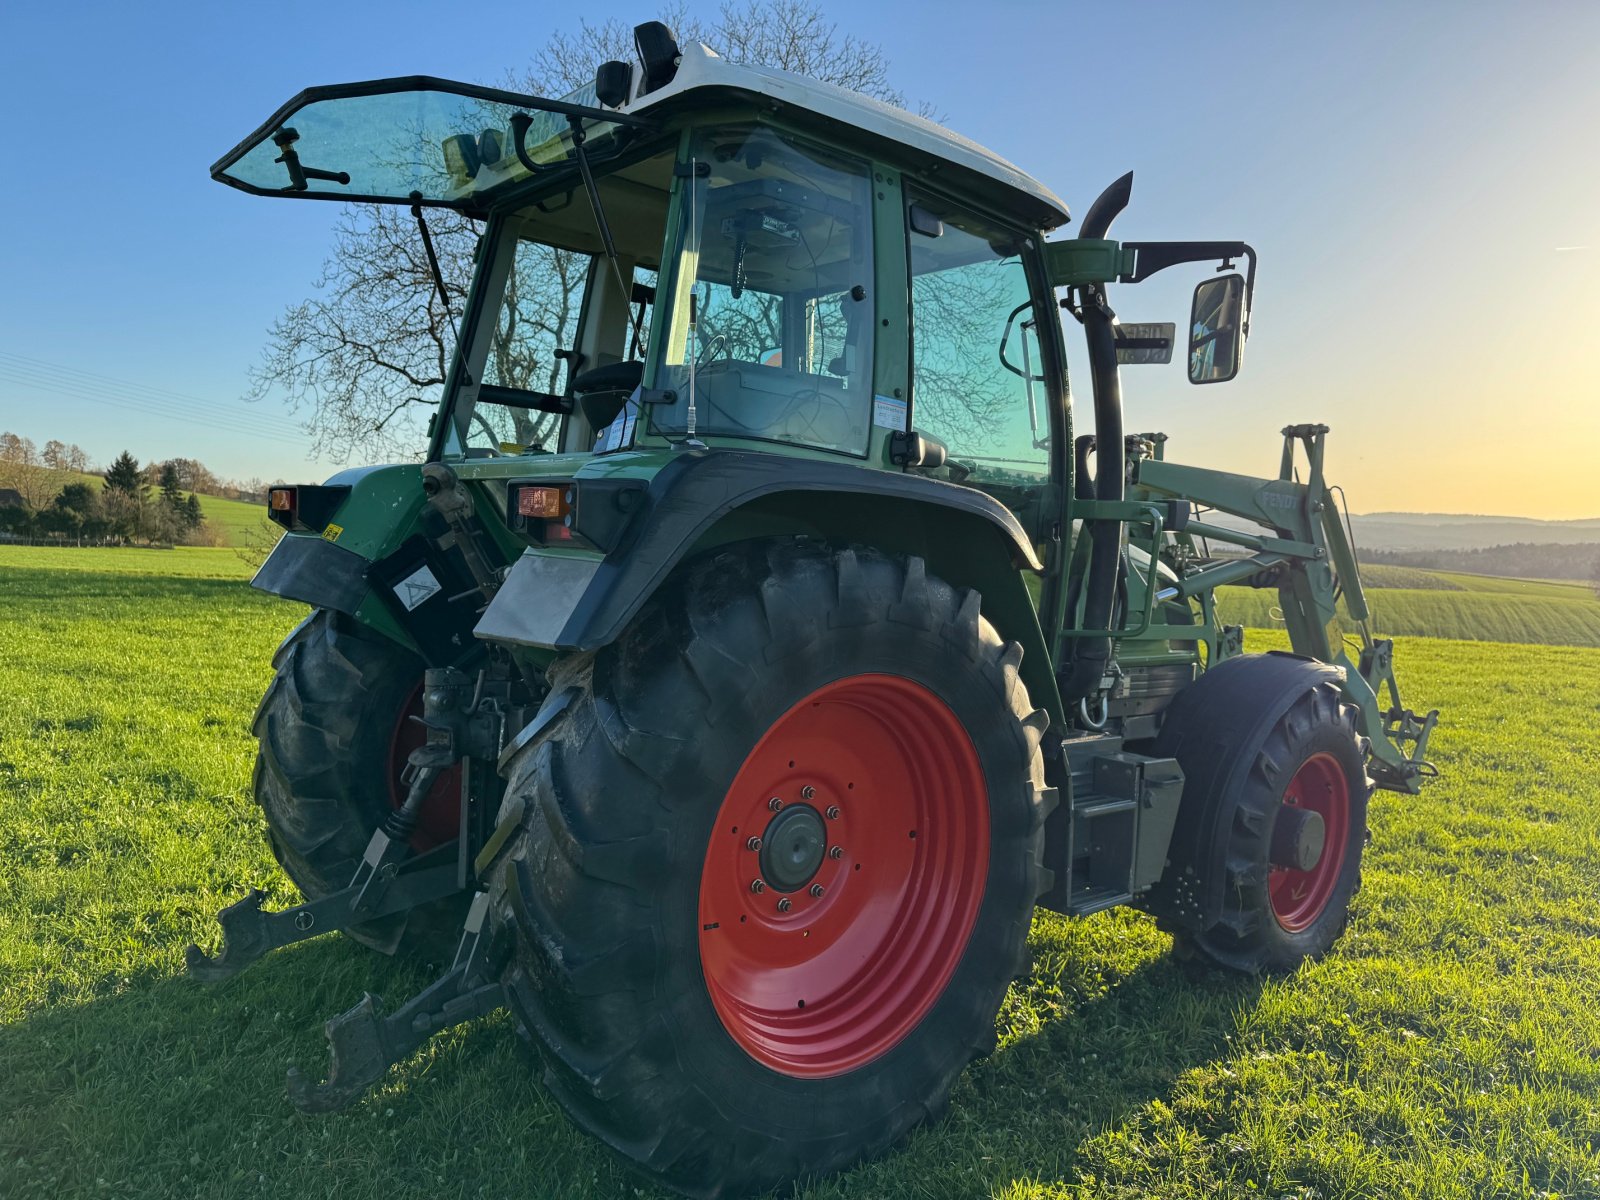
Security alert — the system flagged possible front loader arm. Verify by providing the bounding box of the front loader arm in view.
[1133,425,1438,793]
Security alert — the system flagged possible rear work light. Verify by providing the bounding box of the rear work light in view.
[265,484,350,535]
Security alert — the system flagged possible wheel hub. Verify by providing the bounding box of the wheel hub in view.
[1268,750,1350,932]
[697,673,990,1078]
[759,804,826,891]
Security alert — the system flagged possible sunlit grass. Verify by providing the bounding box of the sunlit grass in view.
[2,551,1597,1199]
[1218,578,1600,648]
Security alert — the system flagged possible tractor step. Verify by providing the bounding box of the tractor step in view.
[1038,736,1184,917]
[286,890,505,1112]
[185,835,465,981]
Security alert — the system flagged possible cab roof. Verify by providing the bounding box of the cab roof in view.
[210,43,1071,231]
[624,44,1071,232]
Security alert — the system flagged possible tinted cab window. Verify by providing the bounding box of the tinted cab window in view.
[906,195,1056,535]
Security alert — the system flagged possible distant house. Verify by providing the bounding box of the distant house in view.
[0,488,22,508]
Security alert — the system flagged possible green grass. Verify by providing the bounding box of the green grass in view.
[187,493,271,546]
[1217,574,1600,648]
[1356,564,1466,591]
[3,549,1599,1199]
[1428,572,1598,599]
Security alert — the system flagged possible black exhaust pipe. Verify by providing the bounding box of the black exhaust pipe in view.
[1059,172,1133,707]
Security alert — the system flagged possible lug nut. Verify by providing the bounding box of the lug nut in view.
[750,879,766,894]
[800,785,816,800]
[776,897,792,913]
[825,805,841,820]
[746,836,762,851]
[768,797,783,812]
[809,884,825,898]
[829,845,844,859]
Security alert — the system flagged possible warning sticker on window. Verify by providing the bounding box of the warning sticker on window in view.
[872,395,908,431]
[394,564,442,612]
[598,408,638,454]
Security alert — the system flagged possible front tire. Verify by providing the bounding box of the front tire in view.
[483,541,1053,1197]
[1152,652,1371,974]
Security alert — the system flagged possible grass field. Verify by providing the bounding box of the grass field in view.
[8,465,268,547]
[190,493,272,546]
[1218,569,1600,649]
[3,547,1599,1199]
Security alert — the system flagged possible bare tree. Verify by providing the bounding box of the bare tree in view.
[0,432,35,466]
[41,439,69,470]
[247,2,922,463]
[0,432,54,512]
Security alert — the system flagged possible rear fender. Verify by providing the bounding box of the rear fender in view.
[474,451,1063,724]
[251,463,487,663]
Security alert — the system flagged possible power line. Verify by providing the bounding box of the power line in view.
[0,352,298,440]
[0,369,310,448]
[0,350,270,415]
[0,354,310,447]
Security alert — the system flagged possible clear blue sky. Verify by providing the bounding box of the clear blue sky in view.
[1,1,1596,514]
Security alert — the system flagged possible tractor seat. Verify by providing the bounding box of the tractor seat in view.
[572,360,644,430]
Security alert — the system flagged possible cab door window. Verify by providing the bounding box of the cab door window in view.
[465,238,594,453]
[906,197,1053,498]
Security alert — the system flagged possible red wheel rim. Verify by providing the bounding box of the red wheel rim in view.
[387,681,462,852]
[1269,751,1350,932]
[698,674,989,1078]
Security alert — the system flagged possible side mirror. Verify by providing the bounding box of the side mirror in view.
[1188,273,1246,384]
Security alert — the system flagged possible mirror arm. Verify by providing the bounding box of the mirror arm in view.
[1122,241,1256,335]
[1119,241,1253,283]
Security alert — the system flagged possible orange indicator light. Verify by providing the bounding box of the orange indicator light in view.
[517,486,569,519]
[268,488,295,512]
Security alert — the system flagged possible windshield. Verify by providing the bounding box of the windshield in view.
[647,127,876,456]
[212,76,631,208]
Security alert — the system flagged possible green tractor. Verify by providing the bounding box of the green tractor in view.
[192,23,1437,1197]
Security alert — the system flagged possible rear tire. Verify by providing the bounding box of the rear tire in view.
[1151,652,1371,974]
[482,540,1053,1197]
[252,609,467,959]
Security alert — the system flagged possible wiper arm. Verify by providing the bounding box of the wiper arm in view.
[271,127,350,192]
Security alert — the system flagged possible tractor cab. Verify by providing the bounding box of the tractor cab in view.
[213,34,1077,550]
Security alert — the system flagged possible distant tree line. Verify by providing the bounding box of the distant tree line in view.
[1366,543,1600,587]
[0,433,232,547]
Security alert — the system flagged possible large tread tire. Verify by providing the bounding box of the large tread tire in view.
[252,609,467,959]
[1152,652,1372,974]
[482,540,1052,1198]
